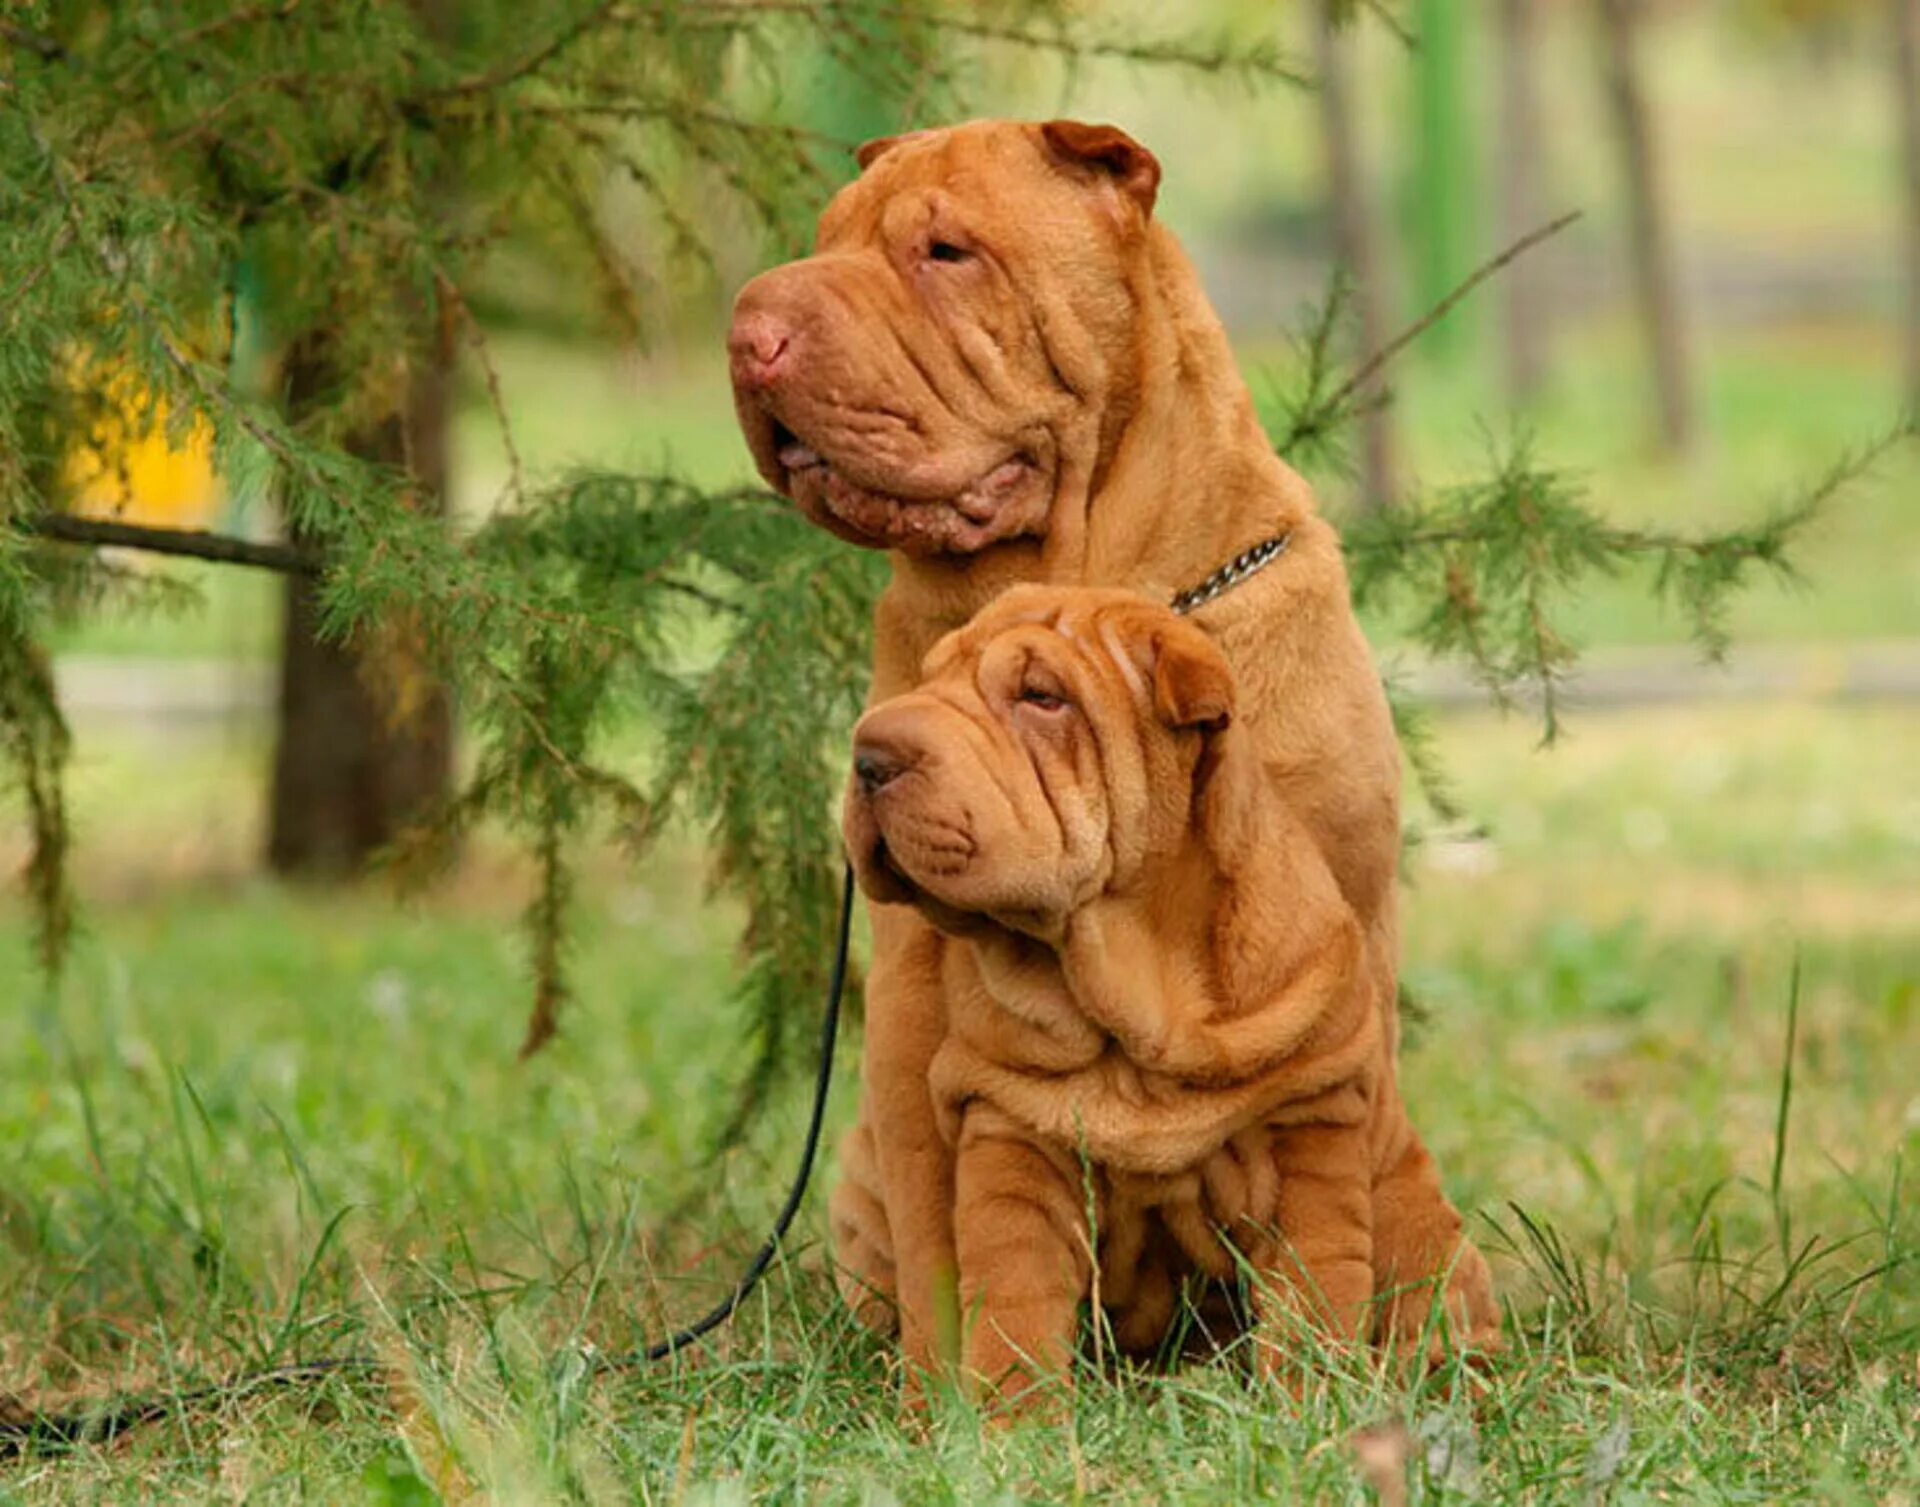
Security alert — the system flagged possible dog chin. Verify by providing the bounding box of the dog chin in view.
[905,891,996,939]
[780,446,1049,557]
[849,837,993,936]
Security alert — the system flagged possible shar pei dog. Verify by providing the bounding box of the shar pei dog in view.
[840,586,1498,1402]
[727,117,1494,1391]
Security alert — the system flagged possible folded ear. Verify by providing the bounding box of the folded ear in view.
[1150,621,1234,734]
[918,622,968,682]
[1040,119,1161,219]
[855,131,928,171]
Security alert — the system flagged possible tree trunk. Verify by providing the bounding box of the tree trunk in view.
[1597,0,1695,455]
[1498,0,1550,406]
[265,327,453,877]
[268,0,456,879]
[1897,0,1920,412]
[1313,0,1398,510]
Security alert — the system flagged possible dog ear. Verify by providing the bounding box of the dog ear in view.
[1150,622,1234,734]
[1040,120,1161,219]
[919,622,968,682]
[855,132,925,171]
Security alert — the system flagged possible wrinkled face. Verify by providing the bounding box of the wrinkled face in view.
[728,119,1161,555]
[842,586,1233,938]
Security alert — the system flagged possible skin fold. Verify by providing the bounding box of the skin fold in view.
[726,118,1493,1398]
[841,589,1498,1405]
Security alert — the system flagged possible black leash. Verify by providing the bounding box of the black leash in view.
[623,860,855,1365]
[0,864,856,1460]
[2,532,1294,1460]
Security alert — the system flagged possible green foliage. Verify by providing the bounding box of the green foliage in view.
[0,1,1298,1062]
[1263,210,1585,494]
[1342,424,1915,742]
[0,0,1909,1084]
[0,626,70,975]
[1260,251,1914,833]
[388,474,884,1100]
[649,513,884,1135]
[1260,273,1367,483]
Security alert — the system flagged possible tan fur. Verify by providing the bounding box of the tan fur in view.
[729,119,1492,1398]
[841,590,1497,1402]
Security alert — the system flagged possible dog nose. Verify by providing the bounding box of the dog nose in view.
[727,308,793,388]
[853,741,908,794]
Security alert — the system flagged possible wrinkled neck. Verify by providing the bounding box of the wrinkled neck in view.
[1073,227,1312,591]
[886,224,1314,631]
[1078,827,1224,969]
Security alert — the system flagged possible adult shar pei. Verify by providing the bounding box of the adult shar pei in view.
[727,118,1494,1390]
[841,586,1498,1402]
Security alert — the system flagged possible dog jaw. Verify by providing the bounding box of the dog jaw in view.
[736,397,1053,556]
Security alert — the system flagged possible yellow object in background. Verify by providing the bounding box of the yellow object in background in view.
[62,364,221,528]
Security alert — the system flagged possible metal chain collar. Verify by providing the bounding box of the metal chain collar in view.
[1168,531,1293,617]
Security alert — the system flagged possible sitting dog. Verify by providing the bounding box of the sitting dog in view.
[837,585,1499,1403]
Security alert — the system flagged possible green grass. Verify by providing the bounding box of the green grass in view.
[4,700,1916,1500]
[13,9,1920,1495]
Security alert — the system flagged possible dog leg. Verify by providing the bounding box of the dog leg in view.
[1368,1125,1500,1362]
[953,1110,1089,1414]
[861,910,964,1388]
[1255,1121,1375,1378]
[828,1114,899,1336]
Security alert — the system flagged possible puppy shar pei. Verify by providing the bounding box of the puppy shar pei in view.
[727,118,1493,1392]
[840,586,1498,1402]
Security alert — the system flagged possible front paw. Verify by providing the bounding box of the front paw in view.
[1379,1240,1501,1369]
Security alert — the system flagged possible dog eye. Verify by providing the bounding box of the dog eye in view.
[1017,686,1068,712]
[926,240,971,265]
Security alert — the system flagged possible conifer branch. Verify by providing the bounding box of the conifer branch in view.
[3,0,1882,1113]
[163,2,306,54]
[20,514,317,573]
[427,0,620,102]
[18,113,672,660]
[436,273,525,504]
[0,226,73,327]
[0,631,73,976]
[1352,1,1417,50]
[18,509,739,622]
[1344,420,1915,742]
[1296,211,1582,450]
[0,22,67,62]
[860,6,1311,85]
[21,113,373,536]
[520,819,571,1059]
[646,2,1312,85]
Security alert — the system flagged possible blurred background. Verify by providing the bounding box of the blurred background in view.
[15,0,1917,1229]
[3,4,1916,1486]
[48,1,1920,661]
